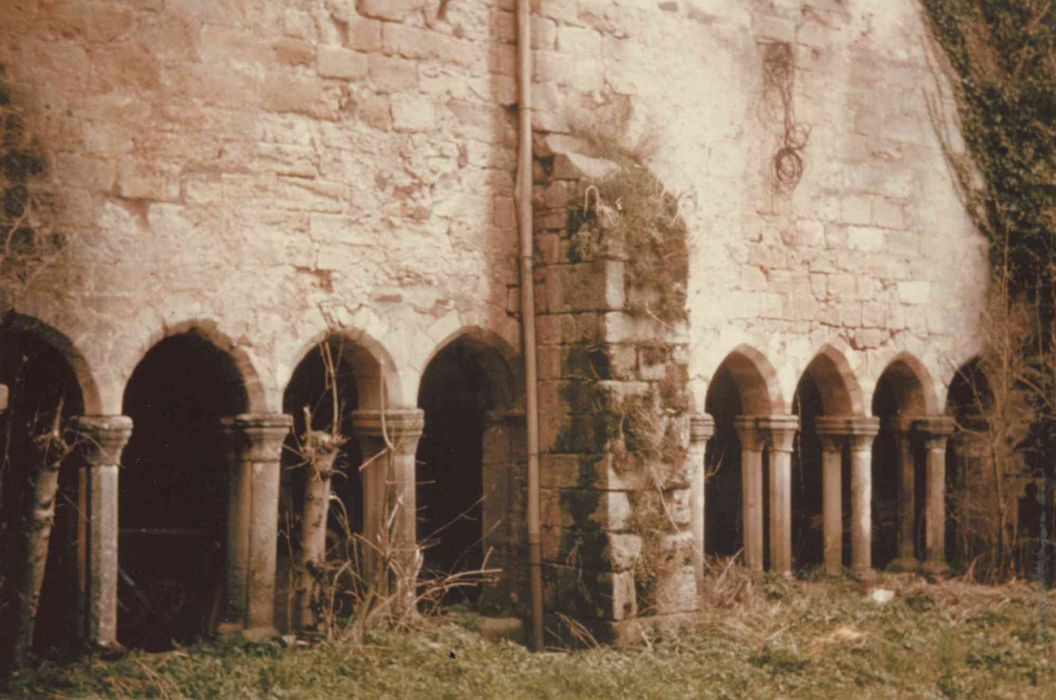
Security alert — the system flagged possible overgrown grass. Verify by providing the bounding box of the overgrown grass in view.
[9,571,1056,699]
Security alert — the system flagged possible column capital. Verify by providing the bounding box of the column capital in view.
[913,415,955,450]
[733,415,765,451]
[68,415,133,466]
[689,413,715,444]
[883,414,917,433]
[816,416,878,450]
[351,409,425,453]
[220,413,292,462]
[757,414,799,452]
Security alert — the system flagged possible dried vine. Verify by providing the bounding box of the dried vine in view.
[761,41,809,196]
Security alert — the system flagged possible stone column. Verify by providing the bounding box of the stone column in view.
[69,415,132,650]
[351,409,425,600]
[759,415,799,575]
[815,417,847,577]
[847,417,880,577]
[887,416,920,572]
[734,417,765,572]
[219,413,292,637]
[915,416,955,576]
[689,414,715,584]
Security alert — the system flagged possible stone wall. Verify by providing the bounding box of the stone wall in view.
[0,0,990,640]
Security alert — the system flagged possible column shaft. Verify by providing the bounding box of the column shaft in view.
[818,436,843,577]
[847,417,880,577]
[70,415,132,649]
[734,418,764,573]
[889,417,919,572]
[220,414,292,635]
[351,409,425,602]
[689,415,715,584]
[917,417,955,575]
[760,416,798,575]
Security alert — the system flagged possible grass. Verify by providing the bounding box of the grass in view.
[8,570,1056,699]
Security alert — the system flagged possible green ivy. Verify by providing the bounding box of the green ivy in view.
[921,0,1056,467]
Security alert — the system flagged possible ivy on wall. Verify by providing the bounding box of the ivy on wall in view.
[921,1,1056,467]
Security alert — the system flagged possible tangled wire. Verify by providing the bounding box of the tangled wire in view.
[762,41,810,196]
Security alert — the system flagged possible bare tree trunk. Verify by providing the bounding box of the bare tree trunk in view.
[1,408,67,676]
[293,426,341,633]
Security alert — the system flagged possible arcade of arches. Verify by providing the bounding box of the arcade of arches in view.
[0,316,995,653]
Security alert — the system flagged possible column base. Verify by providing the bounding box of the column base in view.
[849,566,876,582]
[920,560,950,578]
[217,622,280,642]
[887,556,921,573]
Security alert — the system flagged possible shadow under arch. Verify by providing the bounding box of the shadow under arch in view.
[704,345,783,560]
[871,352,938,570]
[2,311,101,414]
[790,346,864,570]
[944,357,996,574]
[0,315,87,656]
[118,330,252,649]
[282,326,402,412]
[416,327,524,610]
[128,320,266,414]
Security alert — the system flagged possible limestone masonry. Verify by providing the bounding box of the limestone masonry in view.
[0,0,988,646]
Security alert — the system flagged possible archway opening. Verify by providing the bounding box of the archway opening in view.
[871,361,927,569]
[791,374,823,570]
[417,335,514,597]
[704,366,743,558]
[945,360,992,573]
[120,333,248,650]
[278,338,363,631]
[0,328,84,657]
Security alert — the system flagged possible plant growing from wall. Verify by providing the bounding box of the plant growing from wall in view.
[0,73,64,313]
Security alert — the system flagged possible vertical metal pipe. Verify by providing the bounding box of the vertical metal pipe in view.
[515,0,544,652]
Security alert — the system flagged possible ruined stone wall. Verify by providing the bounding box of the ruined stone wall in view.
[0,0,523,412]
[0,0,989,638]
[527,0,988,409]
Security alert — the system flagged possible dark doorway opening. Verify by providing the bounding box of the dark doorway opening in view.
[417,339,491,589]
[120,333,247,650]
[704,366,743,558]
[791,375,823,570]
[0,328,83,657]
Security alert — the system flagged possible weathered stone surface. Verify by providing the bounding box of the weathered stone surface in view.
[0,0,987,645]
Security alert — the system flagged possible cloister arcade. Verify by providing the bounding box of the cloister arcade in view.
[0,313,990,653]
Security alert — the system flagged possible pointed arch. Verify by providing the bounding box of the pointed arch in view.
[1,311,101,414]
[283,327,401,412]
[800,344,865,415]
[419,325,520,409]
[872,352,939,417]
[945,357,992,419]
[706,344,783,415]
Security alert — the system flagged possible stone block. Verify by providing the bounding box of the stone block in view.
[390,93,435,132]
[272,38,314,66]
[357,0,423,21]
[897,280,930,305]
[546,261,625,314]
[317,45,368,80]
[345,18,383,52]
[847,225,885,252]
[368,54,419,92]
